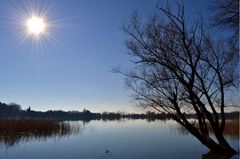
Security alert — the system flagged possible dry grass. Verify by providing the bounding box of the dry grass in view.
[0,119,72,147]
[204,119,239,138]
[221,120,239,138]
[0,119,70,135]
[177,119,239,139]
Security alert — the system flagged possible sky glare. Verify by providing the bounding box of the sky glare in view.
[0,0,209,112]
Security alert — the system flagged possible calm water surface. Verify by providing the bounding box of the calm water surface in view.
[0,120,239,159]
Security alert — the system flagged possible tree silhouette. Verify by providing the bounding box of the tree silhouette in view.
[118,3,238,157]
[210,0,239,57]
[210,0,239,35]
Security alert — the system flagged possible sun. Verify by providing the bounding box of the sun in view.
[26,16,46,35]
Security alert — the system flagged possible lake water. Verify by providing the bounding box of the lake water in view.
[0,120,239,159]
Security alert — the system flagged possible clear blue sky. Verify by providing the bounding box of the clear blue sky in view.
[0,0,209,112]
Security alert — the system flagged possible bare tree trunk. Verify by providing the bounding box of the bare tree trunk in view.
[120,2,239,157]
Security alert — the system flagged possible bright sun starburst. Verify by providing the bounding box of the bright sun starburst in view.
[4,0,69,51]
[26,16,46,35]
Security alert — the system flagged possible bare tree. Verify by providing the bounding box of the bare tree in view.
[210,0,239,34]
[118,3,238,157]
[210,0,239,54]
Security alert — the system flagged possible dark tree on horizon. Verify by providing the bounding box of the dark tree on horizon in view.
[117,2,239,157]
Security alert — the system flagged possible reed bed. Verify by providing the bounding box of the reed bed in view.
[177,119,239,138]
[220,120,239,138]
[0,119,70,135]
[0,119,72,147]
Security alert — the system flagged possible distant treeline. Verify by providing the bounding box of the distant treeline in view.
[0,102,238,122]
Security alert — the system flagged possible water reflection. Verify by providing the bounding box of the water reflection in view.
[0,119,81,149]
[173,121,239,159]
[0,119,238,159]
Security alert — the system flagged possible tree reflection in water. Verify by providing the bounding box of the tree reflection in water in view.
[202,151,230,159]
[174,120,239,159]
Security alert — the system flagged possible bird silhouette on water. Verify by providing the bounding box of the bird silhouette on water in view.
[105,149,109,154]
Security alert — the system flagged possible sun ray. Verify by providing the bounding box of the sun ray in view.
[0,0,83,55]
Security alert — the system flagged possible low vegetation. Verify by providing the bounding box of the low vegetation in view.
[220,120,239,138]
[0,119,71,147]
[178,119,239,139]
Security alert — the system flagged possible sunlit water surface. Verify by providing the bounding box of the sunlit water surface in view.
[0,120,239,159]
